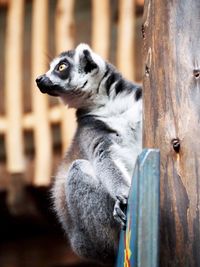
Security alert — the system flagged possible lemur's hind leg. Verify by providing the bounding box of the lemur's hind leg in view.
[65,159,119,262]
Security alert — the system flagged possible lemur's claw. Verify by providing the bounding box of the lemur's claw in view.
[116,195,128,205]
[113,195,128,231]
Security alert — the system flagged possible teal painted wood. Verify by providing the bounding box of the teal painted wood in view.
[115,149,160,267]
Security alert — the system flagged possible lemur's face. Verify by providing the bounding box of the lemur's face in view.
[36,44,106,107]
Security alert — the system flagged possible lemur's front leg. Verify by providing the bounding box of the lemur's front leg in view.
[90,136,130,229]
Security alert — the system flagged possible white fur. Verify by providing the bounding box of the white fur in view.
[90,95,142,182]
[114,158,131,186]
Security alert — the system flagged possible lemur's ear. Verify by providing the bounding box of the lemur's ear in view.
[75,44,98,73]
[82,49,98,73]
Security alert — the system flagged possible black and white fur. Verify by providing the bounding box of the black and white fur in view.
[36,44,142,265]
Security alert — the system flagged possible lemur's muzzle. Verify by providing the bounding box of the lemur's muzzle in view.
[36,75,60,96]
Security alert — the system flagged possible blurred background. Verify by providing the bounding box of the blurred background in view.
[0,0,144,266]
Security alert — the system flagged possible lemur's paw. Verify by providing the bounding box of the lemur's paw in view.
[113,195,128,231]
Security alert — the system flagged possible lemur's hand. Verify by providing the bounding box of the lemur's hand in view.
[113,195,128,230]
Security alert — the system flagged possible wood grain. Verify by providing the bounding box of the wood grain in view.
[143,0,200,266]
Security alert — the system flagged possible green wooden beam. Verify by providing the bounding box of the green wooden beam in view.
[116,149,160,267]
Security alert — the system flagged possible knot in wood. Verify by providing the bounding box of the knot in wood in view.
[171,138,180,153]
[145,65,150,76]
[193,69,200,79]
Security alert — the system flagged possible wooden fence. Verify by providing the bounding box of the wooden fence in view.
[0,0,143,188]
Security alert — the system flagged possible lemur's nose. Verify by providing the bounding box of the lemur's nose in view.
[35,74,50,94]
[36,74,45,85]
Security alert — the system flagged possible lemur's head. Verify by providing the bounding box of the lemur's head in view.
[36,44,106,108]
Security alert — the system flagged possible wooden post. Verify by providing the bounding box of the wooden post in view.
[5,0,26,214]
[55,0,76,153]
[5,0,25,174]
[91,0,110,59]
[117,0,135,81]
[31,0,52,185]
[143,0,200,266]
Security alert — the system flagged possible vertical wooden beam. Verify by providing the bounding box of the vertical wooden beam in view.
[5,0,25,173]
[31,0,52,185]
[117,0,135,80]
[55,0,74,53]
[55,0,76,153]
[91,0,110,59]
[5,0,27,214]
[143,0,200,266]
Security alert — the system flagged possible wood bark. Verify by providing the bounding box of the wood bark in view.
[143,0,200,266]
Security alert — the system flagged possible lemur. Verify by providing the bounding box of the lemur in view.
[36,44,142,265]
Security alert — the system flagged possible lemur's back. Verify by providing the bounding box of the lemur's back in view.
[36,44,142,265]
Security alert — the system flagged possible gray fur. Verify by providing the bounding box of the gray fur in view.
[36,44,142,265]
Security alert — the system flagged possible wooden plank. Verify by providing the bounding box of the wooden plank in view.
[91,0,110,59]
[143,1,200,266]
[5,0,25,173]
[31,0,52,186]
[117,0,135,81]
[0,106,63,133]
[55,0,76,154]
[116,149,160,267]
[22,105,63,129]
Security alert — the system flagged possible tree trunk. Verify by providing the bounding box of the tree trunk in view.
[143,0,200,266]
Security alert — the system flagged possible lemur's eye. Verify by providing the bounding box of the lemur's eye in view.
[58,63,67,72]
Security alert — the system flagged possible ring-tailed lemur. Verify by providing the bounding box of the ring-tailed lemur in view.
[36,44,142,265]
